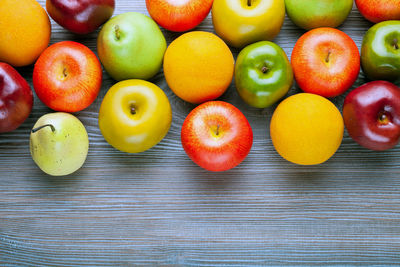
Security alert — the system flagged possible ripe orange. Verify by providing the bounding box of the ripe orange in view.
[270,93,344,165]
[163,31,234,104]
[0,0,51,67]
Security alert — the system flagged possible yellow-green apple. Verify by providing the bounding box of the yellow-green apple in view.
[46,0,115,34]
[98,79,172,153]
[0,63,33,133]
[235,41,293,108]
[97,12,167,81]
[181,101,253,172]
[212,0,285,48]
[285,0,353,30]
[361,20,400,81]
[33,41,102,112]
[343,81,400,151]
[146,0,213,32]
[30,112,89,176]
[356,0,400,23]
[291,28,360,97]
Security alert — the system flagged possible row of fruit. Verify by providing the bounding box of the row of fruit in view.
[0,0,399,176]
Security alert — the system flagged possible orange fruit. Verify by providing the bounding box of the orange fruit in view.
[163,31,234,104]
[270,93,344,165]
[0,0,51,67]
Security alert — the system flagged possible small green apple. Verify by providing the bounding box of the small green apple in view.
[285,0,353,30]
[235,41,293,108]
[30,112,89,176]
[361,20,400,81]
[97,12,167,81]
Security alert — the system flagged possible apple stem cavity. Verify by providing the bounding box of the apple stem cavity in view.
[32,124,56,133]
[114,25,121,40]
[247,0,251,6]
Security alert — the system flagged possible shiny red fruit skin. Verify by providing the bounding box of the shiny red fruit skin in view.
[343,81,400,151]
[46,0,115,34]
[355,0,400,23]
[146,0,213,32]
[0,63,33,133]
[33,41,102,112]
[181,101,253,172]
[291,27,360,98]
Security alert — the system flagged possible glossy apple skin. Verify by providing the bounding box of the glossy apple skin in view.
[235,41,293,108]
[212,0,285,48]
[355,0,400,23]
[146,0,213,32]
[0,63,33,133]
[46,0,115,34]
[97,12,167,81]
[30,112,89,176]
[291,28,360,98]
[343,81,400,151]
[285,0,353,30]
[98,79,172,153]
[33,41,102,112]
[181,101,253,172]
[361,21,400,81]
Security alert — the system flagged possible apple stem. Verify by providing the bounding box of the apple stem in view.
[32,124,55,133]
[115,25,120,40]
[63,68,68,78]
[261,66,269,73]
[216,125,220,136]
[247,0,251,6]
[325,51,331,63]
[393,38,399,50]
[378,111,390,125]
[130,104,136,115]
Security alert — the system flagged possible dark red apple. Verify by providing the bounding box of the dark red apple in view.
[0,63,33,133]
[146,0,213,32]
[46,0,115,34]
[181,101,253,172]
[343,81,400,151]
[33,41,102,112]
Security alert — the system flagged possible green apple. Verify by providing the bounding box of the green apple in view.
[30,112,89,176]
[97,12,167,81]
[285,0,353,30]
[235,41,293,108]
[212,0,285,48]
[98,79,172,153]
[361,20,400,81]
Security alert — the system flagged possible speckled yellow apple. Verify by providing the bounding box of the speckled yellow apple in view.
[212,0,285,48]
[98,79,172,153]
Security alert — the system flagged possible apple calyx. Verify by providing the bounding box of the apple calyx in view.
[261,66,269,74]
[32,124,56,133]
[130,104,136,115]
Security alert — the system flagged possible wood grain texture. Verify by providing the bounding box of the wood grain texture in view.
[1,1,400,266]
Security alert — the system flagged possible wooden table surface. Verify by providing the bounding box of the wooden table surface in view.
[1,1,400,265]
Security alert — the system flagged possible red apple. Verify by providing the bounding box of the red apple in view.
[46,0,115,34]
[343,81,400,151]
[181,101,253,172]
[291,27,360,98]
[146,0,213,32]
[355,0,400,23]
[33,41,102,112]
[0,63,33,133]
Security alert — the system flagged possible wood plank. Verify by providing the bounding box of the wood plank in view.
[1,1,400,265]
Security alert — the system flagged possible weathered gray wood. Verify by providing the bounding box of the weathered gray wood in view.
[1,1,400,266]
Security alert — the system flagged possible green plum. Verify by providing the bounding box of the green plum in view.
[361,20,400,81]
[235,41,293,108]
[30,112,89,176]
[285,0,353,30]
[97,12,167,81]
